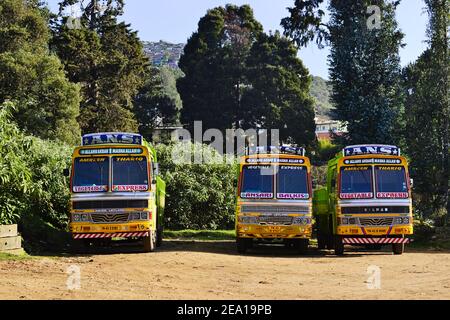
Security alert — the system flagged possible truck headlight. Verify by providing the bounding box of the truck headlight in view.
[238,216,258,224]
[140,212,148,220]
[394,217,410,224]
[293,217,312,225]
[81,214,90,222]
[131,213,141,221]
[73,214,81,222]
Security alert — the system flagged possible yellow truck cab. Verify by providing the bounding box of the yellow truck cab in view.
[67,132,166,252]
[236,146,313,254]
[313,145,413,255]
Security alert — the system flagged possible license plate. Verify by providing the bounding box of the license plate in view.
[100,226,128,232]
[268,226,283,232]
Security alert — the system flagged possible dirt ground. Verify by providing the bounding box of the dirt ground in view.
[0,240,449,300]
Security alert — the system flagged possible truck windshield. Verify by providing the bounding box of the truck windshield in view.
[375,166,408,198]
[277,165,309,199]
[72,157,109,193]
[112,156,149,192]
[340,166,373,199]
[240,165,274,199]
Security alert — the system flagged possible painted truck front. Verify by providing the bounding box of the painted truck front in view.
[235,147,313,254]
[313,145,413,255]
[68,133,165,252]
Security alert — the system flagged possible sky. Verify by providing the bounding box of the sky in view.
[45,0,430,79]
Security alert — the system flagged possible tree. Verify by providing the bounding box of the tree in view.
[133,67,179,140]
[282,0,404,145]
[243,32,316,148]
[177,4,263,134]
[0,0,81,145]
[52,0,148,133]
[403,0,449,223]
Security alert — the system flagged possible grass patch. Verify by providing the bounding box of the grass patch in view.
[164,230,235,241]
[0,251,31,261]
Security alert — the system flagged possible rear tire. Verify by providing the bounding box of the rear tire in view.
[156,227,163,247]
[334,236,344,255]
[392,243,405,255]
[317,233,326,250]
[295,239,309,254]
[143,231,156,252]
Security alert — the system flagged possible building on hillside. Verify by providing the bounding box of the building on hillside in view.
[315,119,347,141]
[152,126,184,144]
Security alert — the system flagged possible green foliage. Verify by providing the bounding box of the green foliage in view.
[0,0,81,145]
[134,67,180,140]
[156,142,238,230]
[52,0,148,134]
[178,5,316,148]
[283,0,404,145]
[313,139,340,164]
[403,0,449,224]
[0,102,71,232]
[243,32,316,148]
[178,4,264,133]
[164,229,235,240]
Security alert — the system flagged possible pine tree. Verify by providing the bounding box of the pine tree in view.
[282,0,404,145]
[0,0,81,145]
[177,5,263,134]
[403,0,449,223]
[52,0,148,134]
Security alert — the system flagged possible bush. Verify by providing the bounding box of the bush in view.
[0,102,72,244]
[156,142,238,230]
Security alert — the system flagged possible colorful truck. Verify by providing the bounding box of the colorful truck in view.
[235,146,313,254]
[313,145,413,255]
[66,133,166,252]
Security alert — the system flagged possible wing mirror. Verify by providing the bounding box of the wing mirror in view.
[410,178,414,188]
[152,163,160,184]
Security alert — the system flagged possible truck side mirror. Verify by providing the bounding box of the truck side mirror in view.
[63,168,70,177]
[410,178,414,188]
[152,163,159,184]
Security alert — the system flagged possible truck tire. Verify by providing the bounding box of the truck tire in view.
[295,239,309,254]
[392,243,405,255]
[334,236,344,255]
[156,227,163,247]
[143,231,156,252]
[317,233,326,250]
[237,238,249,254]
[71,239,89,254]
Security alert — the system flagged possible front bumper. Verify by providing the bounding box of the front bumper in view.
[337,225,413,236]
[70,221,151,236]
[237,224,312,239]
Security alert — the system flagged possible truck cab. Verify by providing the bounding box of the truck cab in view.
[313,145,413,255]
[235,146,313,254]
[68,132,165,252]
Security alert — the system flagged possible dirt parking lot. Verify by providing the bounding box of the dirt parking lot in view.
[0,240,449,300]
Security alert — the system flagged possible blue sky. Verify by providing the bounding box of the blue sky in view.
[45,0,429,79]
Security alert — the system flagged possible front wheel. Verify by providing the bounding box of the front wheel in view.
[237,238,251,254]
[156,227,163,247]
[334,236,344,255]
[392,243,405,255]
[295,239,309,254]
[143,231,156,252]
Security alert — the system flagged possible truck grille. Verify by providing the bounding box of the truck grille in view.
[359,217,394,226]
[91,213,130,223]
[241,205,308,214]
[258,216,293,225]
[73,200,148,210]
[341,206,409,214]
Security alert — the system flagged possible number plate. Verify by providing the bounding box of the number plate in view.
[268,226,282,232]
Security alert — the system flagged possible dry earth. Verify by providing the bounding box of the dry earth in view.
[0,240,449,300]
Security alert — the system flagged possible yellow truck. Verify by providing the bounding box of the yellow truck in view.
[66,133,165,252]
[313,145,413,255]
[235,146,313,254]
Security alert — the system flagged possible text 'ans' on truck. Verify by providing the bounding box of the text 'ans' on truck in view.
[313,145,413,255]
[64,132,166,252]
[236,145,313,254]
